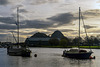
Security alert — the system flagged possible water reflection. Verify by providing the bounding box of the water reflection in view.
[0,48,97,67]
[63,57,94,67]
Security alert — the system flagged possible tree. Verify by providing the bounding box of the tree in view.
[72,37,83,46]
[96,35,100,47]
[94,38,99,46]
[49,38,59,46]
[60,39,68,47]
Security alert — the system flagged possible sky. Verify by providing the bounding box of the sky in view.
[0,0,100,42]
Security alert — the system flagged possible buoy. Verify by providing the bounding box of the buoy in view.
[89,56,95,59]
[34,54,37,57]
[89,56,92,59]
[93,56,95,59]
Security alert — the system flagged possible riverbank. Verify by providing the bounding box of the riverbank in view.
[30,46,100,49]
[79,46,100,49]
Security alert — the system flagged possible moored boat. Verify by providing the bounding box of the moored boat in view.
[7,45,31,57]
[62,7,93,59]
[7,7,31,57]
[63,48,93,59]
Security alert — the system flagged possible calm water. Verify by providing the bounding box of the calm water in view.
[0,48,100,67]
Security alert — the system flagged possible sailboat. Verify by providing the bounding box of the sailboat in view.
[7,7,31,57]
[62,7,93,59]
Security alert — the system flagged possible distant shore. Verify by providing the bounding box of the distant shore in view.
[30,46,100,49]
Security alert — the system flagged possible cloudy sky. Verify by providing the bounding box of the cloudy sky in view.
[0,0,100,42]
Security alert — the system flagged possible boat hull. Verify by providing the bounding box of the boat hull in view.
[7,48,22,56]
[22,52,31,57]
[63,52,93,59]
[7,48,31,57]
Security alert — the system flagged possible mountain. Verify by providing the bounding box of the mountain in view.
[51,30,64,38]
[30,32,50,38]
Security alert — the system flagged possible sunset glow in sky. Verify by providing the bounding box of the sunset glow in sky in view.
[0,0,100,42]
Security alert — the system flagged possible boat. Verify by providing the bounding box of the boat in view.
[62,7,93,59]
[7,43,31,57]
[63,48,93,59]
[7,7,31,57]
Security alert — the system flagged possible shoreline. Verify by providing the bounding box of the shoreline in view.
[29,46,100,49]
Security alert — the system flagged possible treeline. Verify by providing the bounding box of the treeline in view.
[26,35,100,47]
[48,35,100,47]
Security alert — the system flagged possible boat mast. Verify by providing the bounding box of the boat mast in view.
[80,9,92,51]
[17,7,19,47]
[78,7,80,49]
[11,32,17,43]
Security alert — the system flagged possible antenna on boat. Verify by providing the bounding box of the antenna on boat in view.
[80,8,92,51]
[17,7,20,47]
[11,32,17,43]
[78,7,80,49]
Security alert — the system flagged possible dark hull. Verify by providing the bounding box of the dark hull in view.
[63,52,93,59]
[7,48,22,56]
[7,48,31,57]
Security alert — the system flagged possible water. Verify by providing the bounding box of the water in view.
[0,48,99,67]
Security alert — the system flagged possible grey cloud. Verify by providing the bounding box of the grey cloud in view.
[0,17,53,29]
[0,34,8,42]
[60,29,76,32]
[47,29,75,33]
[48,9,100,25]
[12,5,24,10]
[20,20,54,29]
[91,30,100,33]
[19,9,28,13]
[31,0,58,5]
[82,9,100,18]
[11,13,25,21]
[48,13,77,26]
[0,24,16,29]
[0,17,16,30]
[0,0,9,5]
[87,29,100,34]
[0,34,7,37]
[0,16,25,25]
[0,17,16,24]
[8,30,17,33]
[0,29,7,32]
[20,17,76,29]
[0,16,25,29]
[0,13,77,30]
[84,25,97,29]
[20,31,41,36]
[20,32,35,35]
[19,31,50,37]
